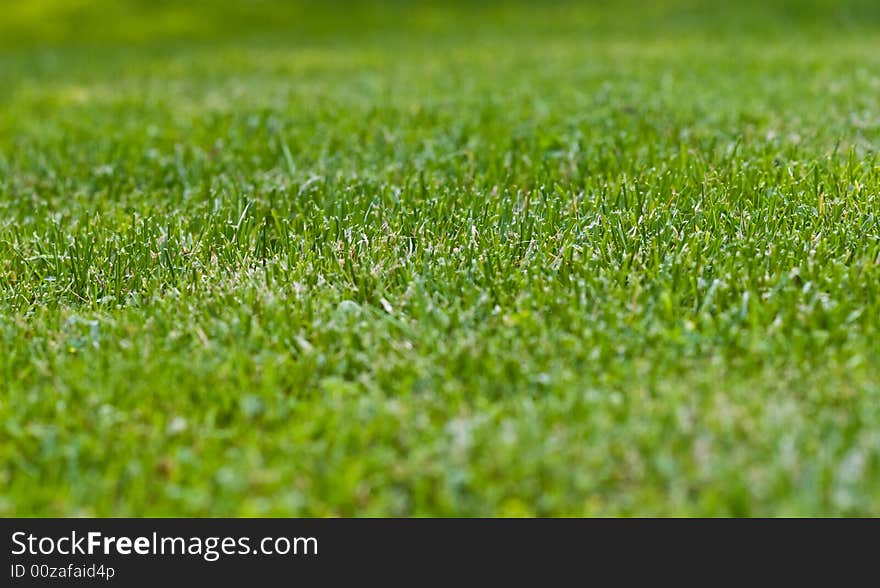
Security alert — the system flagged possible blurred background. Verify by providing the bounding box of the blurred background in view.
[3,0,880,50]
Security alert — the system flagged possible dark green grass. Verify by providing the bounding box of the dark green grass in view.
[2,1,880,515]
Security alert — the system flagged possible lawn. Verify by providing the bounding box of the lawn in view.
[2,0,880,516]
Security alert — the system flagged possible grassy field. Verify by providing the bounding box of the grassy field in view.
[2,0,880,516]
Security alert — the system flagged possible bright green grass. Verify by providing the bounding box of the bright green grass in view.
[2,1,880,516]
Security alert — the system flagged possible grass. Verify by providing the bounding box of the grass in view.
[2,0,880,516]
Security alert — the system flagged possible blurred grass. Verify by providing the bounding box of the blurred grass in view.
[3,0,880,49]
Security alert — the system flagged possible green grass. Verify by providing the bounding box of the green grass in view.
[2,0,880,516]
